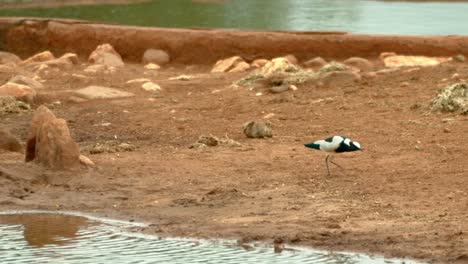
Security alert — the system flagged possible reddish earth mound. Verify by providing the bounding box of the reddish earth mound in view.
[1,17,468,64]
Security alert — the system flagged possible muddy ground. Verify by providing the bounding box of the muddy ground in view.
[0,56,467,263]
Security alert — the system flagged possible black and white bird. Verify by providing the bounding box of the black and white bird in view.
[304,136,362,176]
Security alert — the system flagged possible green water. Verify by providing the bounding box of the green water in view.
[1,0,468,35]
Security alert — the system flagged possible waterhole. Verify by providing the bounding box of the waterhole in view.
[0,210,423,264]
[0,0,468,35]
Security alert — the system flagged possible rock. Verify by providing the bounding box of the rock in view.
[362,72,377,79]
[141,82,162,92]
[126,78,151,84]
[211,56,244,73]
[251,59,269,68]
[218,136,241,147]
[25,105,56,145]
[400,82,410,87]
[42,59,73,70]
[452,73,461,81]
[0,51,21,65]
[376,68,400,75]
[0,64,15,73]
[66,96,87,104]
[9,75,44,90]
[32,64,50,75]
[83,64,117,74]
[0,128,23,153]
[33,119,80,169]
[0,82,37,104]
[0,96,31,114]
[25,106,80,169]
[168,75,192,81]
[190,135,241,148]
[321,71,361,86]
[431,83,468,114]
[283,54,298,64]
[319,61,347,73]
[28,53,79,71]
[59,53,80,65]
[259,57,296,76]
[379,52,397,60]
[229,61,250,73]
[86,141,136,154]
[289,85,298,91]
[90,53,124,67]
[343,57,374,72]
[71,74,91,83]
[382,54,450,68]
[453,54,465,62]
[117,143,136,152]
[144,63,161,70]
[142,49,170,65]
[79,155,95,167]
[243,120,273,138]
[19,51,55,65]
[197,135,219,147]
[88,44,124,67]
[303,57,327,69]
[74,86,134,100]
[189,142,208,149]
[269,85,289,94]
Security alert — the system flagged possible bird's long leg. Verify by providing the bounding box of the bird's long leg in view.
[325,154,330,176]
[329,155,344,170]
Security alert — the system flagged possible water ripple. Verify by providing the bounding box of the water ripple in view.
[0,211,424,264]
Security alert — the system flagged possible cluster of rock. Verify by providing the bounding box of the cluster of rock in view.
[209,52,467,102]
[0,47,107,107]
[0,44,173,170]
[190,135,241,149]
[229,55,364,93]
[0,96,30,114]
[431,83,468,114]
[0,43,173,108]
[83,141,137,154]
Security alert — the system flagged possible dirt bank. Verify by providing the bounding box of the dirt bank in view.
[1,17,468,65]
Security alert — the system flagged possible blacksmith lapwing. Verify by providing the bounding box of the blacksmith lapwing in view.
[304,136,362,176]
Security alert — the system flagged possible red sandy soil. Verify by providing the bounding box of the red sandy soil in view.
[0,55,467,263]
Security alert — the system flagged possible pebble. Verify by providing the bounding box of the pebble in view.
[400,82,409,87]
[141,82,162,92]
[144,63,161,70]
[127,78,151,84]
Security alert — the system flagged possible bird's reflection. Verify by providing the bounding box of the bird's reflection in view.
[0,214,93,247]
